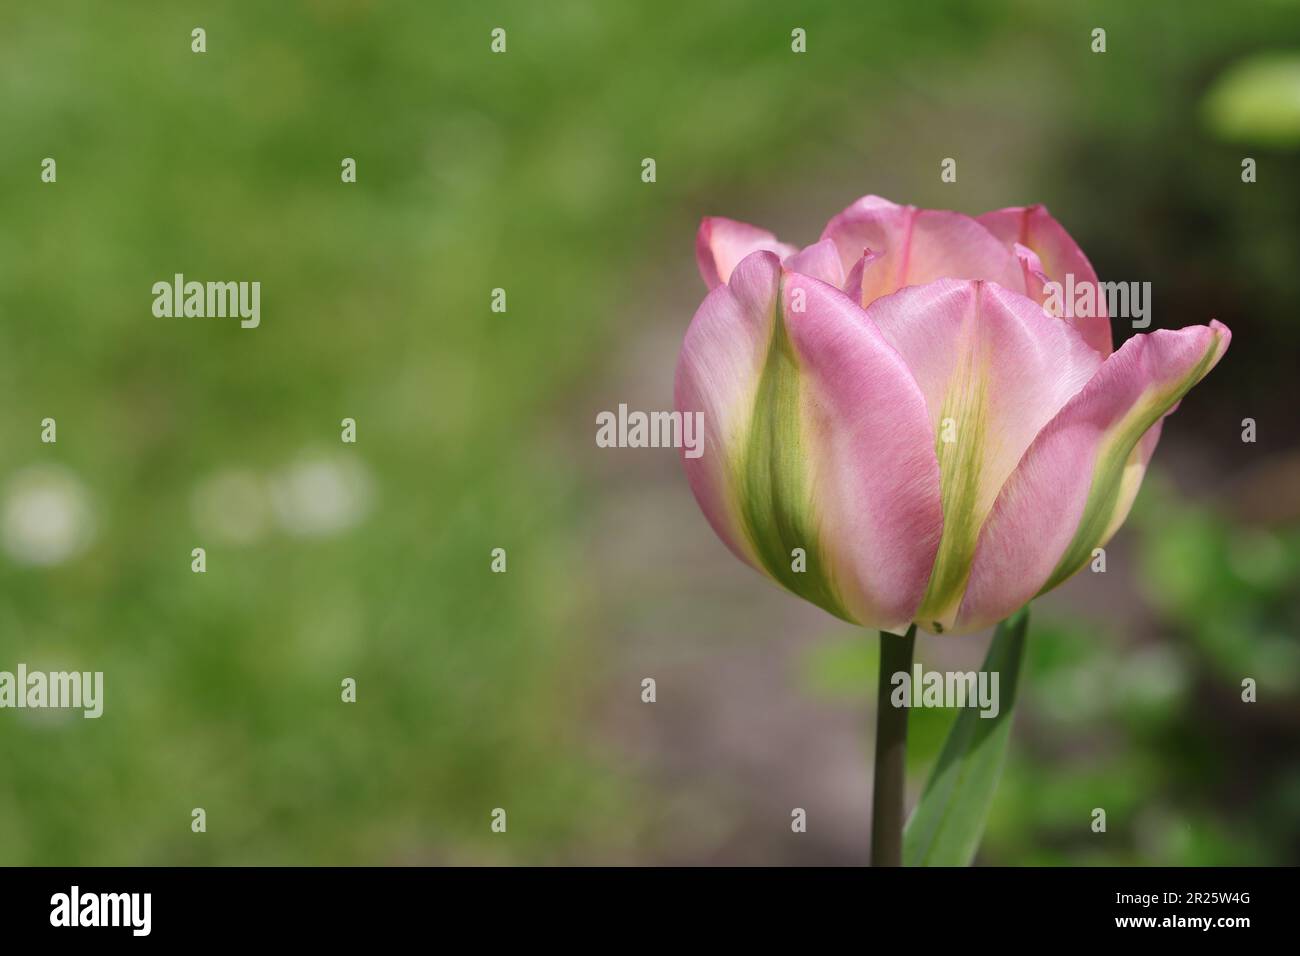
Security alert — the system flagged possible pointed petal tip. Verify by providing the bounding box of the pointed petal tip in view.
[781,237,845,287]
[696,217,796,290]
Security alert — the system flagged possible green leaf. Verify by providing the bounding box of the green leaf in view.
[903,606,1029,866]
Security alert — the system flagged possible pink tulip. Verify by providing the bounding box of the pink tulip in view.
[676,195,1229,636]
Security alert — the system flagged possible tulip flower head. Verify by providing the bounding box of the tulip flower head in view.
[675,196,1229,636]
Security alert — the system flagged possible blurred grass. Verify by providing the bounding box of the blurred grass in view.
[1,0,1299,864]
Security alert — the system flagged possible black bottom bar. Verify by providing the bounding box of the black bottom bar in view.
[0,865,1286,942]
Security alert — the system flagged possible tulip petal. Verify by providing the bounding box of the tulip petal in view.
[783,238,844,288]
[821,196,1023,308]
[780,272,944,631]
[1012,242,1050,302]
[735,267,852,621]
[1099,417,1163,546]
[675,250,946,631]
[863,279,1104,633]
[843,248,879,305]
[696,217,798,290]
[675,251,784,567]
[955,321,1231,632]
[978,205,1112,356]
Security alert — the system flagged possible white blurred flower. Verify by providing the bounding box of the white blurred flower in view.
[190,468,270,546]
[2,466,95,566]
[270,454,374,537]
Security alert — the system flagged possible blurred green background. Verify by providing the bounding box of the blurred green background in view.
[1,0,1297,865]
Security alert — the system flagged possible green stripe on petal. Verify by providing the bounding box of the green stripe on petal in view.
[1038,340,1221,595]
[914,337,989,632]
[737,280,851,621]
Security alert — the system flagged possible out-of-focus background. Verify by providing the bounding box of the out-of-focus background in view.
[1,0,1298,865]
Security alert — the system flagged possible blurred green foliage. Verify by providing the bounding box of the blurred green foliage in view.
[2,0,1298,864]
[1204,53,1300,148]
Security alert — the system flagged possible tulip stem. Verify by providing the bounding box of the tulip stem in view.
[871,624,916,867]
